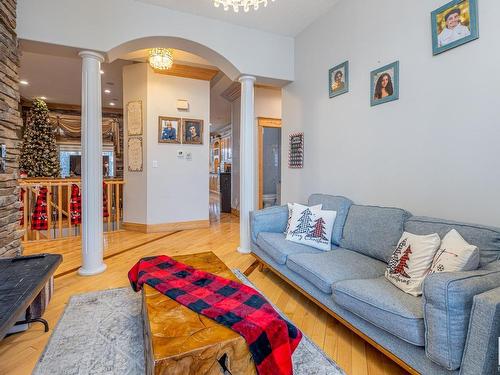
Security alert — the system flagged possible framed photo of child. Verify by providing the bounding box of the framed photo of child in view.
[182,119,204,145]
[370,61,399,107]
[329,61,349,98]
[431,0,479,55]
[158,117,181,144]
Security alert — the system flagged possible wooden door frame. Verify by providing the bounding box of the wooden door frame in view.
[257,117,282,209]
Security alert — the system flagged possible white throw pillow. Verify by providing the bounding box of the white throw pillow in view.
[385,232,441,296]
[430,229,479,273]
[286,208,337,251]
[284,203,322,234]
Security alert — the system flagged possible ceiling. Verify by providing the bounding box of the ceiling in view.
[19,45,235,128]
[136,0,339,36]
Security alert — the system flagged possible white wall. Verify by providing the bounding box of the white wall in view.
[123,63,209,225]
[17,0,294,82]
[123,64,148,224]
[282,0,500,226]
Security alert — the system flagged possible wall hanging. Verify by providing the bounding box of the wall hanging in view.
[288,132,304,169]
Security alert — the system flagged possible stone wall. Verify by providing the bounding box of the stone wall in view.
[0,0,23,257]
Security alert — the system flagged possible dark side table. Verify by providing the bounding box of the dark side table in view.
[0,254,62,339]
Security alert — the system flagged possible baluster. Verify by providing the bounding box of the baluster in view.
[58,184,63,238]
[115,183,120,230]
[46,184,52,240]
[67,183,72,235]
[107,182,111,231]
[23,187,28,241]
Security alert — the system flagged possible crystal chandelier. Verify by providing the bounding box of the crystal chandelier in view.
[213,0,275,13]
[149,48,173,70]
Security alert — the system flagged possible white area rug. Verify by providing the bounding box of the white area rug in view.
[33,270,344,375]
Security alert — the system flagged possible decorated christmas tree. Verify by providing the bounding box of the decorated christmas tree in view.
[291,208,313,236]
[19,98,60,177]
[306,217,328,242]
[392,245,412,278]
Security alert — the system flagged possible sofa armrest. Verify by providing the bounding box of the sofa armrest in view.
[422,264,500,370]
[250,205,288,243]
[460,286,500,375]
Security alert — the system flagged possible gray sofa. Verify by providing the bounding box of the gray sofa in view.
[249,194,500,375]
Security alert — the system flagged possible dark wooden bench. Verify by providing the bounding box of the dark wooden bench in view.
[0,254,62,339]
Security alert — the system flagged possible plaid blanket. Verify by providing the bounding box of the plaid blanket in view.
[31,187,48,230]
[128,256,302,375]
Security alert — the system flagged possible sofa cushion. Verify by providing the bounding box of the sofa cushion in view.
[332,277,425,346]
[340,205,410,262]
[256,232,321,265]
[286,249,386,294]
[308,194,353,246]
[405,216,500,266]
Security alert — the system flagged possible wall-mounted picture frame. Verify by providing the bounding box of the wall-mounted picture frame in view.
[158,116,181,144]
[182,119,204,145]
[370,61,399,107]
[288,132,304,169]
[127,137,143,172]
[431,0,479,56]
[329,61,349,98]
[126,100,143,136]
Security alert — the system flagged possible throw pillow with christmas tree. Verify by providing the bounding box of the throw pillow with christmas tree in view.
[286,207,337,251]
[385,232,441,296]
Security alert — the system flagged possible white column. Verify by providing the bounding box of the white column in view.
[238,75,256,254]
[78,51,107,276]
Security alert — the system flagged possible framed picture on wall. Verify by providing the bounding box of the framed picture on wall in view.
[370,61,399,107]
[431,0,479,55]
[182,119,204,145]
[329,61,349,98]
[127,100,143,136]
[127,137,143,172]
[158,116,181,144]
[288,132,304,169]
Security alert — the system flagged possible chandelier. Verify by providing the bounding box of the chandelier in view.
[148,48,173,70]
[213,0,275,13]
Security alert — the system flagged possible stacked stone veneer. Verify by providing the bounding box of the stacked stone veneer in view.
[0,0,23,257]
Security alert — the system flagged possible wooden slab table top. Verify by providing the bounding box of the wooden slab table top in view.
[142,251,257,375]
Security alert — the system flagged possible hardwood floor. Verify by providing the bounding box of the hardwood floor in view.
[0,214,408,375]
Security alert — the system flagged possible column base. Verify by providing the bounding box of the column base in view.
[237,246,252,254]
[78,263,107,276]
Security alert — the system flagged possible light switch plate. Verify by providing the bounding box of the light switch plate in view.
[152,160,158,168]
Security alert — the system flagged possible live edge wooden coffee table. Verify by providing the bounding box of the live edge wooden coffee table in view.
[142,251,257,375]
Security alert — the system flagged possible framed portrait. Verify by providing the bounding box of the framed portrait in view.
[127,137,143,172]
[370,61,399,107]
[182,119,204,145]
[329,61,349,98]
[127,100,143,136]
[158,116,181,144]
[432,0,478,55]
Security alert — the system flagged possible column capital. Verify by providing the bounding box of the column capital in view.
[238,75,256,84]
[79,50,105,62]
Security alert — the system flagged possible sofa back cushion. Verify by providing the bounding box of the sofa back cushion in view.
[340,205,410,262]
[405,216,500,267]
[308,194,353,246]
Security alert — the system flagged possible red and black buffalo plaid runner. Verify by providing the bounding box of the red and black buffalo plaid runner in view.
[70,184,82,225]
[31,187,48,230]
[128,256,302,375]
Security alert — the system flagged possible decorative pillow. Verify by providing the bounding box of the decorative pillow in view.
[286,208,337,251]
[430,229,479,273]
[284,203,322,234]
[385,232,441,296]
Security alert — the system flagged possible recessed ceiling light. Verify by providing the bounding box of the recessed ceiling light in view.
[100,70,104,74]
[20,80,29,85]
[109,102,115,106]
[104,89,111,94]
